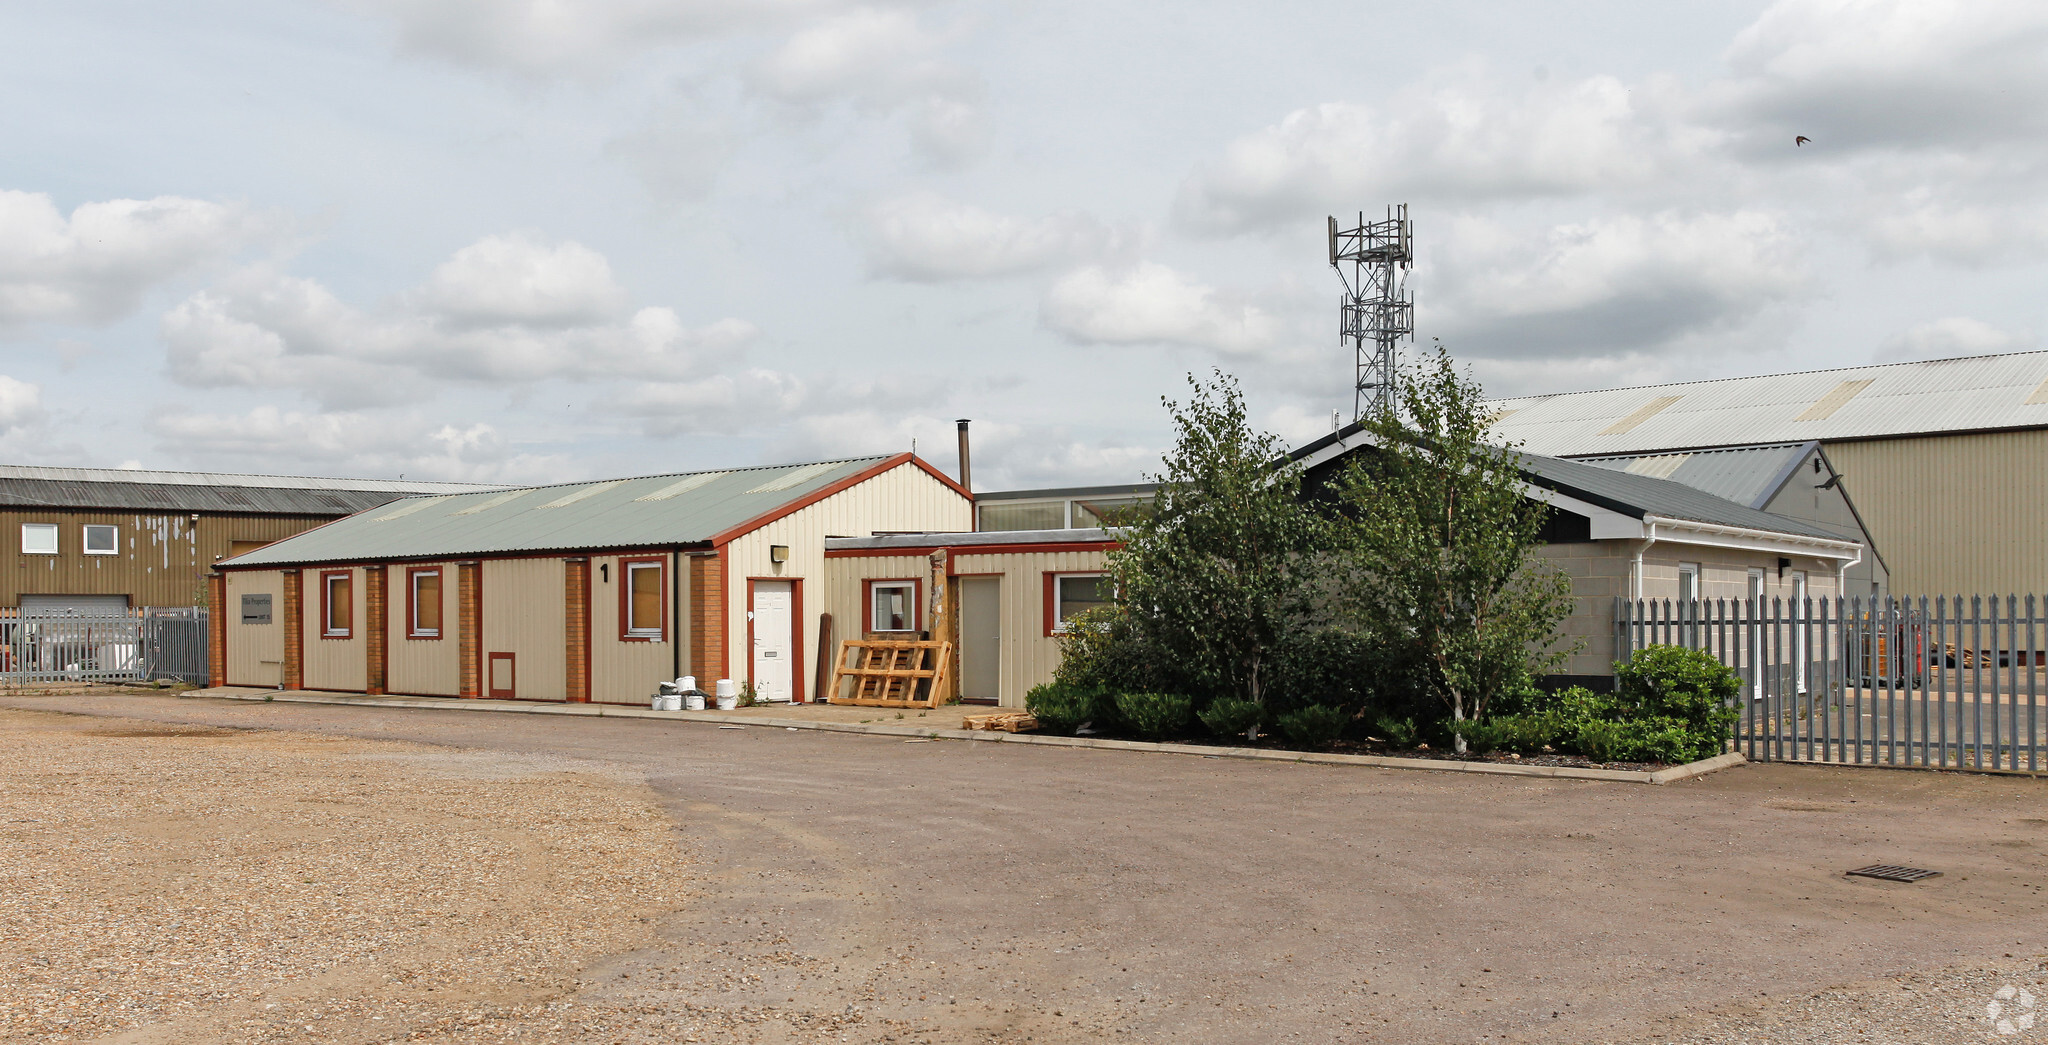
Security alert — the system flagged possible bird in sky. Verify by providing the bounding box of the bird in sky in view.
[1795,135,1812,146]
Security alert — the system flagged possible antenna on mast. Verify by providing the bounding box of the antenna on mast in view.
[1329,204,1414,420]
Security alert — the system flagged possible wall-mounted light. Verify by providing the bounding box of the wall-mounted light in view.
[770,545,790,564]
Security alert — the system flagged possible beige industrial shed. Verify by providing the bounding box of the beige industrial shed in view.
[211,454,970,704]
[1291,423,1866,683]
[1486,351,2048,597]
[822,530,1116,707]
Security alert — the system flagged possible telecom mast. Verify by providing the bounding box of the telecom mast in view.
[1329,205,1414,420]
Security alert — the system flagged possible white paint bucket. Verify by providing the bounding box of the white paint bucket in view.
[684,692,705,711]
[715,678,738,710]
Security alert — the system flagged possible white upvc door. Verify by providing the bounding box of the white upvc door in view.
[751,581,794,703]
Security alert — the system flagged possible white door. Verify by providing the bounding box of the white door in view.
[751,581,794,703]
[960,577,1001,702]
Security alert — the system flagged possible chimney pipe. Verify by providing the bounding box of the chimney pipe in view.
[955,418,972,491]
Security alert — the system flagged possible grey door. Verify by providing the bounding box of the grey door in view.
[960,577,1001,702]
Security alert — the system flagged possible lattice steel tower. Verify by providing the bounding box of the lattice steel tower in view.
[1329,204,1414,419]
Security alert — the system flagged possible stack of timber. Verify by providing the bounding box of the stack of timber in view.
[827,639,952,709]
[963,711,1038,732]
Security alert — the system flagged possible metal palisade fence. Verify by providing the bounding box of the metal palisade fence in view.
[1617,596,2044,773]
[0,608,210,685]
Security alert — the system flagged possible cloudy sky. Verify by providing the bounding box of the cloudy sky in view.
[2,0,2044,488]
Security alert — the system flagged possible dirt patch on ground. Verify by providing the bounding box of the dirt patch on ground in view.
[0,709,685,1043]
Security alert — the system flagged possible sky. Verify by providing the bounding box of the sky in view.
[2,0,2045,490]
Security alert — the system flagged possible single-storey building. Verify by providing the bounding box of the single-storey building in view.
[1290,422,1867,684]
[211,454,970,703]
[823,529,1117,707]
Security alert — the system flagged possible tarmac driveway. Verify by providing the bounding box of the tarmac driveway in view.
[9,692,2046,1044]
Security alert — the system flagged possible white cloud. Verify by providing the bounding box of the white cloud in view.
[1876,316,2034,363]
[0,190,279,330]
[1432,210,1808,359]
[616,369,809,435]
[607,102,739,206]
[1172,70,1697,236]
[1719,0,2048,154]
[860,192,1120,281]
[161,236,759,408]
[748,8,985,162]
[0,376,43,432]
[349,0,896,76]
[413,233,628,326]
[1041,262,1286,355]
[151,406,575,484]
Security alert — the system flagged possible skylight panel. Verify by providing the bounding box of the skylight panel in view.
[1598,396,1682,436]
[372,496,452,521]
[746,461,843,494]
[537,479,629,509]
[635,472,729,502]
[452,489,533,515]
[1794,379,1875,421]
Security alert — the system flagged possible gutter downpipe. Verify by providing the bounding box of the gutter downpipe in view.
[1632,520,1658,601]
[1836,544,1863,605]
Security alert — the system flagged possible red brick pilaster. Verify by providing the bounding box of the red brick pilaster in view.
[282,570,304,690]
[690,550,727,682]
[458,562,481,698]
[364,566,388,695]
[565,558,590,703]
[207,573,227,688]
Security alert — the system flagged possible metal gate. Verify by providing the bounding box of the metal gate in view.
[1618,596,2045,773]
[0,608,209,684]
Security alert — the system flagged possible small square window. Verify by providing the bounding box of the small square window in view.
[870,581,916,632]
[1052,573,1111,632]
[82,525,117,555]
[21,523,57,555]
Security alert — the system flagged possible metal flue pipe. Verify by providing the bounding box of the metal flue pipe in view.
[955,419,972,491]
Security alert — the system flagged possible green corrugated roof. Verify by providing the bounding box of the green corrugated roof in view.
[221,456,897,567]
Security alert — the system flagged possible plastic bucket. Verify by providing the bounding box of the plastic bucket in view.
[684,693,705,711]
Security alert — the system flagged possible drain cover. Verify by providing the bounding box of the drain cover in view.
[1846,864,1942,882]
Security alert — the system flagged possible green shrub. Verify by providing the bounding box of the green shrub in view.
[1276,705,1349,749]
[1574,717,1703,764]
[1457,713,1564,756]
[1026,682,1111,735]
[1114,692,1195,739]
[1606,646,1739,762]
[1368,712,1421,749]
[1197,697,1265,738]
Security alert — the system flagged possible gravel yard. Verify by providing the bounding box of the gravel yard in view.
[4,694,2046,1045]
[0,709,687,1044]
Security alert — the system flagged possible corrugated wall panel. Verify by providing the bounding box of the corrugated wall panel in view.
[387,560,459,696]
[947,547,1108,707]
[726,463,971,700]
[302,567,367,691]
[0,510,333,609]
[1823,430,2048,596]
[480,557,567,701]
[224,570,284,687]
[590,553,675,705]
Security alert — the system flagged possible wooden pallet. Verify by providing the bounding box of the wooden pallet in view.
[963,712,1038,733]
[827,639,952,708]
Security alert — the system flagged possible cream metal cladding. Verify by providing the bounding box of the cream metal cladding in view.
[1824,430,2048,597]
[481,557,567,701]
[722,462,972,701]
[388,560,459,696]
[590,553,678,705]
[223,569,284,687]
[948,547,1106,707]
[301,567,367,691]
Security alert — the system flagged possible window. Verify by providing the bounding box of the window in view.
[1791,571,1808,694]
[1677,563,1699,605]
[408,567,442,638]
[868,580,917,632]
[978,500,1067,532]
[1072,496,1152,528]
[20,523,56,555]
[623,558,665,640]
[1677,563,1700,646]
[82,525,117,555]
[1047,572,1111,634]
[322,571,353,638]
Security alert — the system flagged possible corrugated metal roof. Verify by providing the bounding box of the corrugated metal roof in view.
[1288,422,1845,541]
[0,478,436,516]
[1570,443,1812,510]
[0,464,486,493]
[223,456,902,567]
[827,528,1117,551]
[1486,351,2048,456]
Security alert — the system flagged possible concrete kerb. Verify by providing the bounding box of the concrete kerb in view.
[179,688,1746,785]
